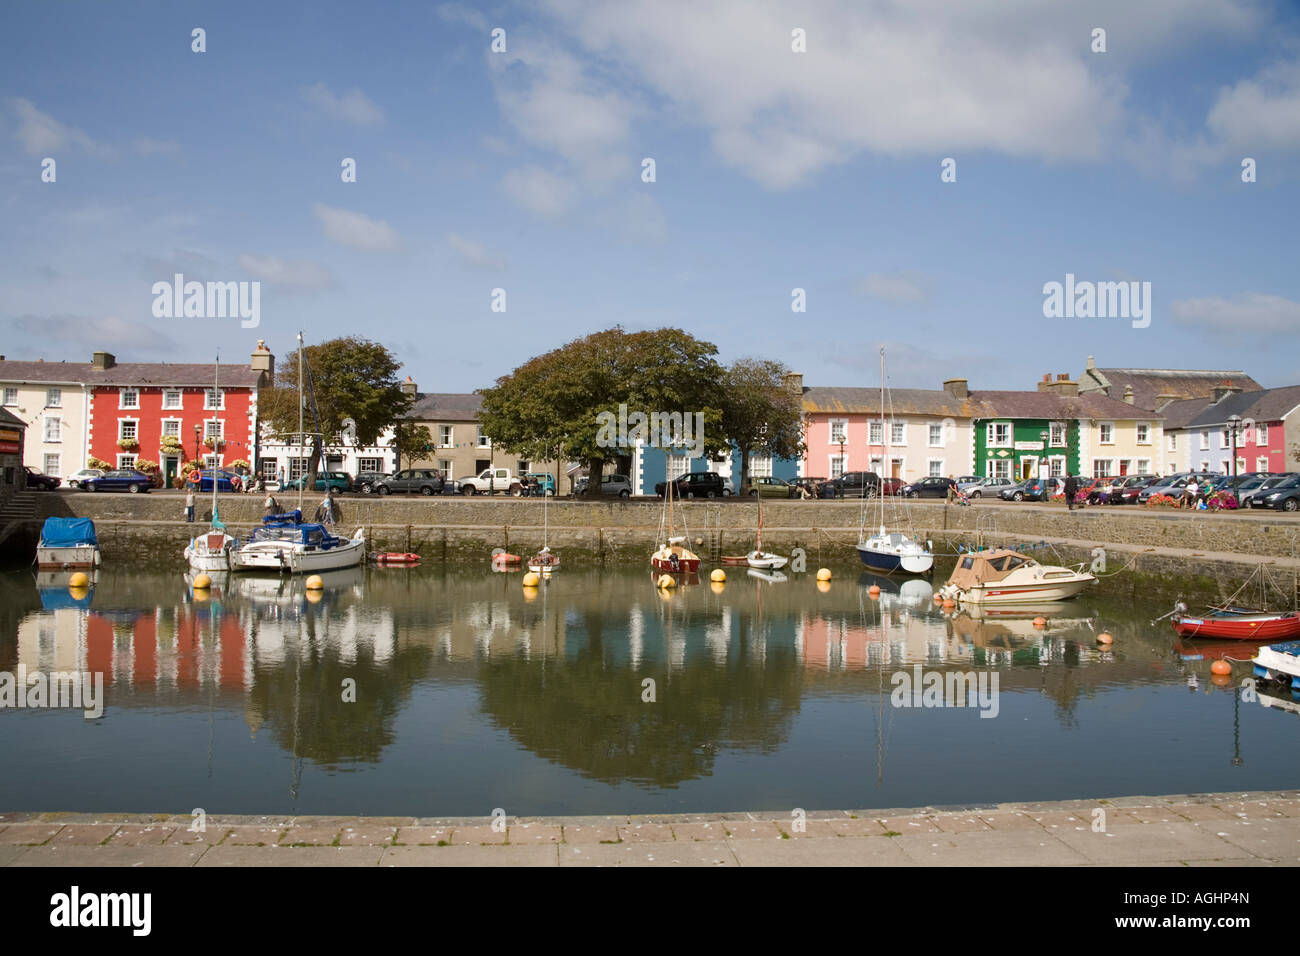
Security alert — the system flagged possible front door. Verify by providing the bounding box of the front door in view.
[1021,458,1035,480]
[163,455,179,487]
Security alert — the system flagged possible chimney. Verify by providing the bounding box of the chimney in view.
[1047,374,1078,398]
[401,375,418,398]
[1086,355,1095,370]
[1037,373,1052,393]
[783,371,803,395]
[1212,380,1242,403]
[943,377,968,400]
[249,339,274,382]
[1123,385,1135,405]
[92,351,115,370]
[1155,392,1179,412]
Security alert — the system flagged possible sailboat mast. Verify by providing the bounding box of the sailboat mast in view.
[879,346,887,535]
[211,352,220,520]
[296,332,304,514]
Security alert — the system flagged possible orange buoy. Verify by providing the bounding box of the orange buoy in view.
[1032,617,1047,628]
[1210,660,1232,676]
[1097,632,1113,645]
[869,585,881,598]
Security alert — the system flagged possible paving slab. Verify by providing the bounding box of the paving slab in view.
[0,824,64,845]
[722,821,783,840]
[336,825,398,846]
[198,845,383,867]
[561,842,737,866]
[12,844,208,867]
[878,816,941,834]
[895,829,1090,867]
[279,825,343,846]
[617,823,675,843]
[1200,818,1300,863]
[450,825,508,845]
[380,844,558,867]
[506,824,562,845]
[560,825,622,844]
[107,824,177,846]
[1052,822,1253,865]
[215,825,283,846]
[670,823,729,842]
[49,824,121,846]
[728,835,913,866]
[395,825,453,845]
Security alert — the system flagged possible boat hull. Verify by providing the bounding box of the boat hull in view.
[949,578,1093,605]
[856,545,933,575]
[1252,640,1300,691]
[746,550,788,570]
[232,535,366,573]
[1174,613,1300,641]
[184,532,237,572]
[36,545,100,570]
[651,554,700,573]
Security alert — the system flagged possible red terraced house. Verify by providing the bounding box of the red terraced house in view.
[84,345,273,486]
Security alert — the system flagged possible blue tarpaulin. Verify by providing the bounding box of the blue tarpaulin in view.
[39,587,94,611]
[39,517,98,548]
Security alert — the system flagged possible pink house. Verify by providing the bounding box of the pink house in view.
[1161,384,1300,474]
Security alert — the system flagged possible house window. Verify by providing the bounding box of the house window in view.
[289,458,308,480]
[927,459,943,477]
[1256,423,1268,445]
[1257,457,1269,472]
[43,453,61,476]
[1099,422,1114,444]
[2,388,16,406]
[986,422,1011,447]
[1137,459,1152,474]
[1221,428,1232,447]
[830,455,846,479]
[750,454,773,478]
[438,459,453,480]
[162,419,180,438]
[163,389,182,409]
[928,424,943,447]
[829,419,847,444]
[1049,458,1065,478]
[1199,431,1209,450]
[666,453,689,480]
[867,421,883,444]
[1093,459,1114,478]
[119,420,137,441]
[120,388,139,409]
[991,459,1011,479]
[1236,457,1247,474]
[43,416,62,442]
[117,453,136,469]
[205,420,224,441]
[438,425,453,447]
[205,389,224,410]
[1219,459,1230,474]
[890,422,906,445]
[1050,422,1065,446]
[204,453,221,469]
[869,457,883,472]
[477,427,490,448]
[358,457,381,474]
[261,457,278,479]
[1168,433,1177,451]
[1136,423,1150,444]
[45,388,62,408]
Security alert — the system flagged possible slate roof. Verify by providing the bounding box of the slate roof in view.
[0,407,25,428]
[1162,385,1300,429]
[1079,367,1261,410]
[969,390,1163,421]
[0,359,263,388]
[408,392,483,422]
[802,385,1160,420]
[801,387,977,417]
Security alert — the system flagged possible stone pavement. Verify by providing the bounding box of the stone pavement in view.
[2,790,1298,867]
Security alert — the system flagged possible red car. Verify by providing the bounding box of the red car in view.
[879,477,905,496]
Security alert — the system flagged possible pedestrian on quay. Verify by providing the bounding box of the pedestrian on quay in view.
[1063,473,1078,511]
[1184,477,1199,509]
[277,466,285,488]
[185,490,195,523]
[264,493,280,518]
[315,487,339,527]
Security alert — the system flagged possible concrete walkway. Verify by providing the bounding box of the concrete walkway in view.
[3,790,1298,866]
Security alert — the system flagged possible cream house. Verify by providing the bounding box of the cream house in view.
[0,360,90,480]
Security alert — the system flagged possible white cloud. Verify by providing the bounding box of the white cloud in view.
[9,98,107,156]
[447,233,507,270]
[301,83,385,125]
[501,166,575,218]
[1172,293,1300,334]
[238,254,335,290]
[859,272,930,305]
[436,2,490,31]
[6,314,180,354]
[1207,60,1300,150]
[312,203,402,251]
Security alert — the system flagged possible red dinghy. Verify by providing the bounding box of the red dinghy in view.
[1172,610,1300,641]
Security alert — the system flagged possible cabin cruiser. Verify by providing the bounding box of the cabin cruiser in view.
[857,529,933,575]
[230,510,365,573]
[36,517,100,570]
[938,548,1095,605]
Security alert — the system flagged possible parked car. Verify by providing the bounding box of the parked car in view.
[819,471,882,499]
[743,476,794,498]
[962,477,1014,498]
[23,466,61,490]
[999,479,1033,501]
[188,468,243,492]
[369,469,446,496]
[788,476,830,498]
[594,474,633,497]
[901,476,958,498]
[355,471,389,492]
[523,472,557,496]
[1137,472,1224,504]
[1022,477,1064,501]
[459,468,525,496]
[83,469,153,493]
[1250,474,1300,511]
[1238,474,1295,508]
[878,477,905,496]
[654,471,728,498]
[65,468,104,490]
[1108,475,1160,505]
[281,471,354,493]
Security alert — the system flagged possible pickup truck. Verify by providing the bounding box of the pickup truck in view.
[459,467,526,496]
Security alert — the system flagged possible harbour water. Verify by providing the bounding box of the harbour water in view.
[1,564,1297,817]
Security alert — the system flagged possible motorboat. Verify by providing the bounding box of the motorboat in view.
[36,517,100,570]
[1173,609,1300,642]
[938,548,1095,605]
[1252,640,1300,693]
[230,510,366,573]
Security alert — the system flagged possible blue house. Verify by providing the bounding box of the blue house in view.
[633,441,799,496]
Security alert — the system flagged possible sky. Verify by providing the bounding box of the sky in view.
[1,0,1298,394]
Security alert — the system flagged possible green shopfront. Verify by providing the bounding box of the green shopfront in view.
[973,418,1080,482]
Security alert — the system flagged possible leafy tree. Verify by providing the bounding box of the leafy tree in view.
[260,338,411,485]
[390,422,434,474]
[478,327,728,494]
[721,358,805,493]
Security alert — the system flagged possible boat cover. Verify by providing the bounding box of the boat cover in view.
[945,549,1034,589]
[39,587,93,611]
[39,517,98,548]
[263,509,303,525]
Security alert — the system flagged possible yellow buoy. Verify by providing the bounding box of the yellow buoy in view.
[305,589,322,604]
[657,574,676,589]
[1032,617,1047,628]
[522,586,538,602]
[816,580,832,593]
[710,581,726,595]
[522,571,540,587]
[69,571,90,588]
[868,584,881,598]
[1097,632,1113,645]
[816,568,832,581]
[710,568,726,583]
[193,573,211,590]
[68,585,90,601]
[1210,660,1232,676]
[305,574,324,590]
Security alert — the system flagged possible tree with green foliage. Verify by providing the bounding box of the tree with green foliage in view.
[259,337,411,485]
[478,327,729,494]
[390,421,434,474]
[721,358,806,494]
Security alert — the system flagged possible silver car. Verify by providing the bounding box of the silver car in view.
[66,468,104,490]
[961,477,1014,498]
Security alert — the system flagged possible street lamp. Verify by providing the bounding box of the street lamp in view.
[838,437,845,498]
[193,424,201,467]
[1228,415,1242,480]
[1039,430,1049,482]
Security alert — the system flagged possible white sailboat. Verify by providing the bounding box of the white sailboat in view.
[230,332,366,574]
[528,457,560,573]
[856,347,934,575]
[185,353,237,571]
[746,494,787,569]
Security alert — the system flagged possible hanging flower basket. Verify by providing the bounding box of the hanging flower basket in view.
[117,438,139,451]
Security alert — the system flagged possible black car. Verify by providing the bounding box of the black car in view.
[1251,475,1300,512]
[368,468,446,496]
[819,471,881,499]
[23,466,61,490]
[901,476,957,498]
[654,471,727,498]
[999,479,1033,501]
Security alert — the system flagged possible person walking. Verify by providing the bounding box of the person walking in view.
[277,465,285,488]
[185,490,195,522]
[263,493,280,519]
[315,487,338,527]
[1063,473,1078,511]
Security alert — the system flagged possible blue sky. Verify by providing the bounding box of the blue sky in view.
[2,0,1298,392]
